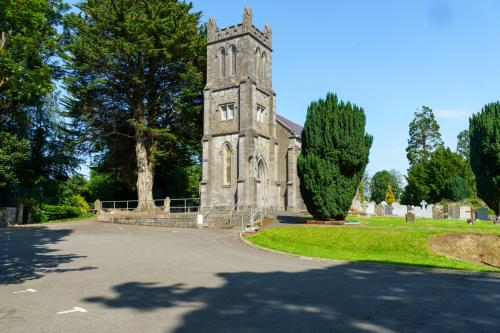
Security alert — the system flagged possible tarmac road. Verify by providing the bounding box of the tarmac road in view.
[1,221,499,332]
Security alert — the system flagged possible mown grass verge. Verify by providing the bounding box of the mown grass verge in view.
[40,213,96,224]
[247,216,500,272]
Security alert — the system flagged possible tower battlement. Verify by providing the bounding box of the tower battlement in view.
[207,7,272,49]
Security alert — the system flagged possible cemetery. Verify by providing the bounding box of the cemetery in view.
[247,215,500,272]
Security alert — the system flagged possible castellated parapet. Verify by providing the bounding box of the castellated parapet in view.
[207,7,272,50]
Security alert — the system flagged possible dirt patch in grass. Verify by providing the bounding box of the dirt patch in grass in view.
[259,216,275,228]
[429,233,500,268]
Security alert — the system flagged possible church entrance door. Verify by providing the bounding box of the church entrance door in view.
[256,158,268,208]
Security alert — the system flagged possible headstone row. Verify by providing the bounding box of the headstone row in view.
[356,200,478,220]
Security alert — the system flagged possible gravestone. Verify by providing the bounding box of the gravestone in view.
[406,211,416,222]
[94,199,102,212]
[475,207,489,221]
[350,192,362,212]
[448,204,460,219]
[366,202,376,215]
[164,197,170,212]
[459,206,470,220]
[361,201,369,214]
[432,204,445,219]
[424,204,434,218]
[375,204,385,216]
[391,203,408,217]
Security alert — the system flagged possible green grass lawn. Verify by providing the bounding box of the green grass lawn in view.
[247,216,500,272]
[41,213,96,224]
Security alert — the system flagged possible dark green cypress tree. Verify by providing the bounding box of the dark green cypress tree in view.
[297,93,373,221]
[469,102,500,214]
[443,176,470,201]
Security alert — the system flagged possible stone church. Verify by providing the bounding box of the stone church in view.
[200,7,305,211]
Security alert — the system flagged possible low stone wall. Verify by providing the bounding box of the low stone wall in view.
[97,213,198,228]
[97,212,233,228]
[0,207,17,227]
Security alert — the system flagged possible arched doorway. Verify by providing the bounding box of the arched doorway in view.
[256,157,268,208]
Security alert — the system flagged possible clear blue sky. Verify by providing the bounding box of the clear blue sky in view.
[70,0,500,177]
[194,0,500,176]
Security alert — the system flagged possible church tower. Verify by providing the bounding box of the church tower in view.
[200,7,279,208]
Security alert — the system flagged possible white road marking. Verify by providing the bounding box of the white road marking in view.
[13,288,36,294]
[57,307,88,315]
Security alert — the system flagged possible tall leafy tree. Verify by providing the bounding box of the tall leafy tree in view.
[401,162,429,205]
[406,106,443,165]
[298,93,373,221]
[402,147,475,205]
[0,132,30,189]
[469,102,499,214]
[456,129,470,160]
[15,92,80,203]
[0,0,72,206]
[64,0,206,208]
[0,0,65,123]
[370,170,403,203]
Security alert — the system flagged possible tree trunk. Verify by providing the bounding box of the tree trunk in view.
[135,127,155,211]
[0,30,7,88]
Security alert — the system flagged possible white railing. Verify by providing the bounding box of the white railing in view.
[99,198,202,214]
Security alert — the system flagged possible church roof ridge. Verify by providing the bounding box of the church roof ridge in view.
[276,114,303,136]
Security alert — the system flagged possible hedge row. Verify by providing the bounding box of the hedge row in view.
[32,205,81,222]
[31,195,91,222]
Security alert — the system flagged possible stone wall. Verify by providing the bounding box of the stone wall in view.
[0,207,17,227]
[97,211,237,228]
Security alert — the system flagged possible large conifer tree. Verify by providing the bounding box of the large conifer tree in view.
[298,93,372,221]
[406,106,443,165]
[469,102,499,214]
[64,0,205,208]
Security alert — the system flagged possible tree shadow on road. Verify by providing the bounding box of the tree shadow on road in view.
[0,226,94,285]
[83,263,500,332]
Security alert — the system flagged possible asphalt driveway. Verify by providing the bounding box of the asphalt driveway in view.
[1,221,499,332]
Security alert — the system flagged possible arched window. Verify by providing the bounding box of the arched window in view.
[222,143,231,186]
[261,52,267,84]
[229,45,237,75]
[219,48,226,77]
[255,48,261,80]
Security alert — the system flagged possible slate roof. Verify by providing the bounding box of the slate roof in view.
[276,114,303,137]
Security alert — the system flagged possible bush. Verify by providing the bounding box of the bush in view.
[63,195,90,216]
[31,195,90,222]
[32,204,81,222]
[297,93,372,221]
[443,176,471,201]
[385,184,396,205]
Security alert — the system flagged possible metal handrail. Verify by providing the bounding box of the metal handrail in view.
[227,199,240,227]
[203,200,219,219]
[99,198,202,214]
